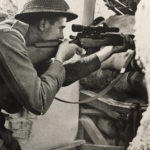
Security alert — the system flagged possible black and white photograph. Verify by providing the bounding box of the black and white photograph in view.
[0,0,149,150]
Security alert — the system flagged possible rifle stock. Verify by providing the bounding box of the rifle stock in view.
[27,40,61,65]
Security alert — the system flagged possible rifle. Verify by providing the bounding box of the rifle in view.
[27,17,135,65]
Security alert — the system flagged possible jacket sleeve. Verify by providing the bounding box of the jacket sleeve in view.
[63,54,101,86]
[0,31,65,115]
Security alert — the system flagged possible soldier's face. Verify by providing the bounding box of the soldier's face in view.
[43,17,67,40]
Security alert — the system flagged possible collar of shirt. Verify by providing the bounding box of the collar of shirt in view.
[11,20,29,38]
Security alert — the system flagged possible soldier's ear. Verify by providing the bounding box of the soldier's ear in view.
[39,18,48,31]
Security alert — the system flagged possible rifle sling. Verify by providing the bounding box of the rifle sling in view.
[55,74,123,104]
[54,53,136,105]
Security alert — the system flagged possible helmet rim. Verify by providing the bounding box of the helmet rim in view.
[15,0,78,23]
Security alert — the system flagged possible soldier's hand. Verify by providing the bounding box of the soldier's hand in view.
[55,39,83,62]
[135,55,145,72]
[112,34,131,53]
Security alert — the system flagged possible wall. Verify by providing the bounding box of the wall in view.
[94,0,115,19]
[128,0,150,149]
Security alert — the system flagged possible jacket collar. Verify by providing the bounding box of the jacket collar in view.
[11,20,29,38]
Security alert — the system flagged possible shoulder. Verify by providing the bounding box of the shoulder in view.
[0,26,28,56]
[0,20,26,44]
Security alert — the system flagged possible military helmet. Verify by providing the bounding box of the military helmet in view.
[15,0,78,23]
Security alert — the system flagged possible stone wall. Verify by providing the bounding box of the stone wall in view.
[128,0,150,149]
